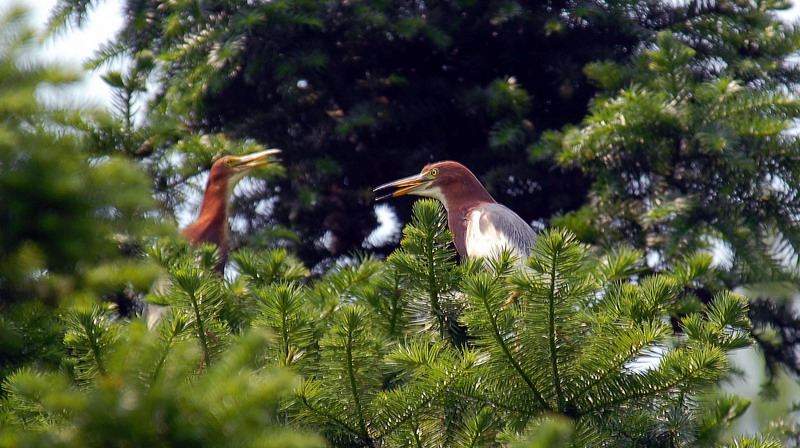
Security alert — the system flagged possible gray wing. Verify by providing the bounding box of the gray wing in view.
[478,203,537,256]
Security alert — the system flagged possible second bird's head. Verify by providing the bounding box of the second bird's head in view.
[373,161,488,209]
[209,148,282,192]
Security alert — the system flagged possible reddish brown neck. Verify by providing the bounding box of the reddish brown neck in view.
[181,180,231,271]
[442,174,495,257]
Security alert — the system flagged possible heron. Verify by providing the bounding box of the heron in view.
[374,161,536,261]
[181,148,282,271]
[145,148,281,328]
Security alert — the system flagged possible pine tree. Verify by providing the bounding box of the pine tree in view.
[0,4,166,388]
[546,29,800,381]
[0,196,788,445]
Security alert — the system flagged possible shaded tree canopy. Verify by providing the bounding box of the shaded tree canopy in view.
[52,0,732,265]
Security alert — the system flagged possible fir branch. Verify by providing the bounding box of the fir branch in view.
[62,304,120,382]
[450,387,530,415]
[382,271,405,337]
[546,244,566,412]
[571,321,670,402]
[376,347,478,439]
[461,272,549,410]
[579,346,726,415]
[253,283,314,366]
[188,289,211,368]
[166,262,229,369]
[426,235,446,339]
[296,379,362,438]
[389,200,458,342]
[342,309,373,447]
[150,312,190,383]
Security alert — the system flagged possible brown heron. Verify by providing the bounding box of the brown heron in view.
[374,161,536,260]
[181,148,282,271]
[145,148,280,328]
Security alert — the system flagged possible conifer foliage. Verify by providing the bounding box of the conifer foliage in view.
[547,28,800,380]
[1,200,787,446]
[2,1,799,445]
[44,0,800,381]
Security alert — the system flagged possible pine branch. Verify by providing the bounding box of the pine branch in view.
[389,200,459,343]
[160,253,230,369]
[342,309,373,447]
[231,247,310,287]
[62,304,120,383]
[461,272,549,410]
[296,378,364,439]
[150,311,190,383]
[376,342,479,440]
[546,243,566,412]
[579,345,727,415]
[570,320,670,402]
[46,0,93,33]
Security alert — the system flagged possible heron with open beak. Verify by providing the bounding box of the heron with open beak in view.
[182,148,282,271]
[145,148,281,328]
[374,161,536,260]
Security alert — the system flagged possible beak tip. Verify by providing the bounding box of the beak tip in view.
[372,173,429,200]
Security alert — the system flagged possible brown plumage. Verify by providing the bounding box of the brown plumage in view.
[374,161,536,259]
[182,148,281,272]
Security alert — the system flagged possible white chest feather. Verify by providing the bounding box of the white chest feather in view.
[464,209,526,261]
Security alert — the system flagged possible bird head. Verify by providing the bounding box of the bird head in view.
[208,148,282,191]
[374,161,489,210]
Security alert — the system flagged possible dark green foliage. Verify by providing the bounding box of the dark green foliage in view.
[0,5,165,300]
[0,303,64,390]
[549,28,800,379]
[62,304,121,382]
[1,326,325,448]
[0,4,166,392]
[2,200,785,446]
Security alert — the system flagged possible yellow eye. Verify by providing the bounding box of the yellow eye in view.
[430,168,439,176]
[224,159,235,168]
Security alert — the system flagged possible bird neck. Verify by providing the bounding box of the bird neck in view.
[442,178,496,257]
[182,179,233,271]
[442,175,495,213]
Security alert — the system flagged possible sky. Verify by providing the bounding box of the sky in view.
[30,0,126,108]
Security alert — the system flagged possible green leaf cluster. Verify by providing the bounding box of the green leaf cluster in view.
[544,25,800,380]
[2,200,787,447]
[0,4,169,390]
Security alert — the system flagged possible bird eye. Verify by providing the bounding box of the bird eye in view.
[430,168,439,176]
[224,159,234,168]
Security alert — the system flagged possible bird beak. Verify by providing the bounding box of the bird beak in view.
[230,148,282,169]
[373,172,432,201]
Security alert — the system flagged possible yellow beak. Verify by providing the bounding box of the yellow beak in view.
[230,148,282,169]
[373,172,432,201]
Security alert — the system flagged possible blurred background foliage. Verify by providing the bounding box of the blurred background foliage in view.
[1,0,800,444]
